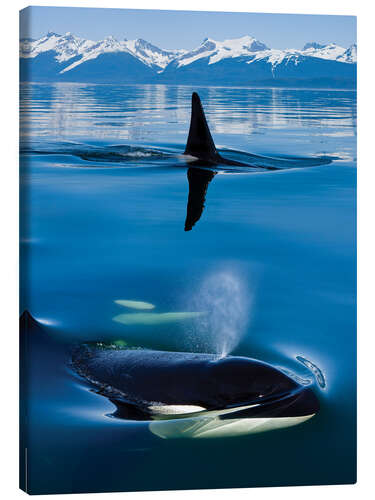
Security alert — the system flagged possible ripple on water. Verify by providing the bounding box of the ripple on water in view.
[296,355,326,389]
[20,139,337,171]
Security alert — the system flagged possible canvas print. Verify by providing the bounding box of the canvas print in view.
[19,6,357,495]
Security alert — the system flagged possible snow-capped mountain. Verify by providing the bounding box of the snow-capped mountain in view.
[337,44,357,64]
[20,32,96,62]
[19,33,357,88]
[167,37,356,70]
[20,31,186,71]
[173,36,269,68]
[161,36,356,87]
[123,38,185,71]
[301,42,356,63]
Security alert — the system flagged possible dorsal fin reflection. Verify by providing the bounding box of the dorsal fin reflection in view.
[184,168,216,231]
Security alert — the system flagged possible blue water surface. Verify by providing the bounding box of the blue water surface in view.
[20,83,356,494]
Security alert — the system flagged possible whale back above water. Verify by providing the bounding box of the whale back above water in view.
[72,345,319,424]
[20,313,320,439]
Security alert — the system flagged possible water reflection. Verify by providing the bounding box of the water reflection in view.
[20,134,337,232]
[183,150,334,231]
[185,168,216,231]
[20,83,357,142]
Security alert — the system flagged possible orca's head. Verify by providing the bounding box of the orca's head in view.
[208,356,319,418]
[149,355,320,439]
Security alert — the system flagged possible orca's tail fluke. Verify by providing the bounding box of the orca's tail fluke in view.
[184,92,218,162]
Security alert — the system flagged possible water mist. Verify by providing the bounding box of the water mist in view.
[188,269,252,357]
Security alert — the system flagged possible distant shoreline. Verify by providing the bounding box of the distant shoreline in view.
[19,81,357,91]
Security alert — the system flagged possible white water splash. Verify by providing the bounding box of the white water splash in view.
[35,317,59,326]
[189,270,252,357]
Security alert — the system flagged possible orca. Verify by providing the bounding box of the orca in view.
[72,344,319,438]
[183,92,274,231]
[182,92,335,231]
[184,92,249,167]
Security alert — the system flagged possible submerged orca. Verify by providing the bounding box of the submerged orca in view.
[72,344,319,438]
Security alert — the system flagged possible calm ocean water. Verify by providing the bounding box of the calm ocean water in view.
[20,83,356,493]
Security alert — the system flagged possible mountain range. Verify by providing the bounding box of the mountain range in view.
[20,32,357,88]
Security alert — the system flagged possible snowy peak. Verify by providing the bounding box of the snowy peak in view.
[337,44,357,63]
[300,42,356,63]
[303,42,326,50]
[124,38,186,69]
[174,35,269,67]
[301,42,346,61]
[19,32,186,70]
[20,32,98,63]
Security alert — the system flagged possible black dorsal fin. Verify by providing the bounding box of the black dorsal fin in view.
[184,92,218,161]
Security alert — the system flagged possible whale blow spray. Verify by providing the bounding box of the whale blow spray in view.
[189,270,252,357]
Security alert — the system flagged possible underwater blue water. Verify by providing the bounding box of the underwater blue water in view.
[20,83,356,493]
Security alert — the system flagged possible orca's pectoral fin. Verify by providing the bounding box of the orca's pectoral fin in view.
[184,167,216,231]
[109,398,151,421]
[184,93,219,162]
